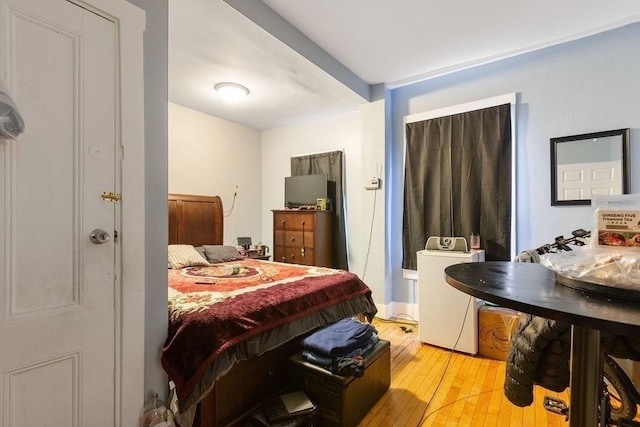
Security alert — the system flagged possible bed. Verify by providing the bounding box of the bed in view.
[163,194,378,426]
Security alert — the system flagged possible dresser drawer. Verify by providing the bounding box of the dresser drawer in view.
[274,230,315,249]
[274,246,316,266]
[274,212,315,231]
[273,210,333,268]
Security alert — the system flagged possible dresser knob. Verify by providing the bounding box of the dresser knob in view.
[291,237,295,242]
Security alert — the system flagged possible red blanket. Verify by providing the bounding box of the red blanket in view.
[161,259,375,401]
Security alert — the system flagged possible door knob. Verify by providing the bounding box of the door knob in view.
[90,229,110,244]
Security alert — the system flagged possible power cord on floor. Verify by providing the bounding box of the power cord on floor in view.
[416,295,472,427]
[420,388,502,422]
[376,313,418,333]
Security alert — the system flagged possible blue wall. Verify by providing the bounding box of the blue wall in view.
[388,23,640,303]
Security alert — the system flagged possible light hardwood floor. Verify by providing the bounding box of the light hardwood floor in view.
[358,318,570,427]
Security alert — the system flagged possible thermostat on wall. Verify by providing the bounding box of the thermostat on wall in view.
[364,177,381,190]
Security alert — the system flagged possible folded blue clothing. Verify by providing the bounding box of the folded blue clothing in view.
[346,333,378,358]
[302,333,379,367]
[301,350,334,369]
[301,335,380,378]
[301,317,377,357]
[336,331,378,359]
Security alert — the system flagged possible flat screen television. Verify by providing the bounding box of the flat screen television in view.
[284,174,328,208]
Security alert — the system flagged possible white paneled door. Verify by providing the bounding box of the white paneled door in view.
[557,160,621,200]
[1,0,118,425]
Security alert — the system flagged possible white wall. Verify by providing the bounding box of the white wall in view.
[359,101,388,308]
[168,102,390,312]
[388,23,640,303]
[168,103,263,246]
[261,105,388,309]
[261,112,361,255]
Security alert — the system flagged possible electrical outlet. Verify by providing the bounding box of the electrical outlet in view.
[364,177,380,190]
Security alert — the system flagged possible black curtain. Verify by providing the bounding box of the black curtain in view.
[402,103,512,269]
[291,150,348,270]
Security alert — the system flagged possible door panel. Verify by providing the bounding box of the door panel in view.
[11,7,79,316]
[1,0,117,425]
[557,160,620,200]
[7,354,78,426]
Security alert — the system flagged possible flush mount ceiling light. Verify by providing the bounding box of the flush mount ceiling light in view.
[214,82,249,102]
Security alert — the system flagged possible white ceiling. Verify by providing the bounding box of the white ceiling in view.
[169,0,640,131]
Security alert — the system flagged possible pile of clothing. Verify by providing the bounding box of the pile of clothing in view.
[300,317,378,377]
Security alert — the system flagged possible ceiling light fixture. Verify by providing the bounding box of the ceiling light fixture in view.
[214,82,249,102]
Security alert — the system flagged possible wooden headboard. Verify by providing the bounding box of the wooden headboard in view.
[168,193,224,246]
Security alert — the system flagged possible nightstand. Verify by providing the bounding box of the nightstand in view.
[248,254,271,261]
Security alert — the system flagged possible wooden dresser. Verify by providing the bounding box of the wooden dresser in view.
[273,210,334,267]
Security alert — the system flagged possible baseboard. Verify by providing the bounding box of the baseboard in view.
[374,301,418,324]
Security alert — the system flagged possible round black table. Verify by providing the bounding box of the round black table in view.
[445,261,640,427]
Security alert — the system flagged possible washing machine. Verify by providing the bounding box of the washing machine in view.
[417,245,484,354]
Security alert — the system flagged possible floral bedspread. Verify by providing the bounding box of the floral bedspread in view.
[161,259,376,402]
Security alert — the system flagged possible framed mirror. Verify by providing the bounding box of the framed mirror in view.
[550,128,630,206]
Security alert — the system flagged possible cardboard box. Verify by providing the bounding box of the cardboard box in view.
[478,305,520,361]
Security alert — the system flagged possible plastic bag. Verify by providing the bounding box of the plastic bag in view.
[0,78,25,140]
[541,245,640,289]
[142,392,167,427]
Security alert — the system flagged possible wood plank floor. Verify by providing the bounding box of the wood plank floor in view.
[358,318,571,427]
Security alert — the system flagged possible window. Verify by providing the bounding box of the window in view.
[402,94,516,269]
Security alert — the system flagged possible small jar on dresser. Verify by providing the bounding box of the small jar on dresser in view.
[272,210,333,267]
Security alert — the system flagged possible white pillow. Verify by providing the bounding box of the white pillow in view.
[168,244,210,269]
